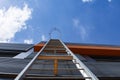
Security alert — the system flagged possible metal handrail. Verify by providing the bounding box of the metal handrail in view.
[14,39,51,80]
[59,39,99,80]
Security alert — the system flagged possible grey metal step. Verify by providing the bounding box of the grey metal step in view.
[24,76,86,80]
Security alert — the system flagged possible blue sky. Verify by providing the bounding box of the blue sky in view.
[0,0,120,45]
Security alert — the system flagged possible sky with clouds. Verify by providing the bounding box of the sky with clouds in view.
[0,0,120,45]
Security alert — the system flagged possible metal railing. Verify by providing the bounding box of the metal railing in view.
[14,39,99,80]
[60,39,99,80]
[14,39,50,80]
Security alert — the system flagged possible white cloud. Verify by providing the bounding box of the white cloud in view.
[108,0,112,2]
[41,35,46,41]
[81,0,93,3]
[73,18,89,41]
[73,19,80,27]
[80,26,89,40]
[0,4,32,42]
[24,39,33,44]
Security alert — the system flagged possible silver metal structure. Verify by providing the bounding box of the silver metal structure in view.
[49,27,61,39]
[14,39,99,80]
[60,40,99,80]
[14,39,50,80]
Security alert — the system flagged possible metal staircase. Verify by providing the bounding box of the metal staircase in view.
[14,39,99,80]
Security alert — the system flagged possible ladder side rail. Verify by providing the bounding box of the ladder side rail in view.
[14,39,51,80]
[59,40,99,80]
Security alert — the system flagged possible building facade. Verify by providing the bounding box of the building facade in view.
[0,39,120,80]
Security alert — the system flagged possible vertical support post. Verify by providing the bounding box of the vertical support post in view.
[54,50,56,55]
[54,59,58,76]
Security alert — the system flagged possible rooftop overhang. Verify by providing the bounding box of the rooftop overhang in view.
[34,42,120,57]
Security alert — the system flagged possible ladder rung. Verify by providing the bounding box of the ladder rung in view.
[43,50,67,53]
[34,62,79,65]
[25,74,91,80]
[44,47,66,50]
[38,55,73,60]
[26,74,83,77]
[26,74,55,77]
[24,76,85,80]
[40,54,68,56]
[45,45,64,48]
[29,68,84,71]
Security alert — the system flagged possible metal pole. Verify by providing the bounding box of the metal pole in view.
[59,39,99,80]
[14,39,51,80]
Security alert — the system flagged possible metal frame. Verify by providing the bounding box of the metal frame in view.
[14,39,50,80]
[15,39,99,80]
[60,39,99,80]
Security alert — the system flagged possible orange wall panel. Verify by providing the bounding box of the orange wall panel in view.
[34,43,120,57]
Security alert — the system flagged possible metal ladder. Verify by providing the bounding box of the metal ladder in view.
[14,39,99,80]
